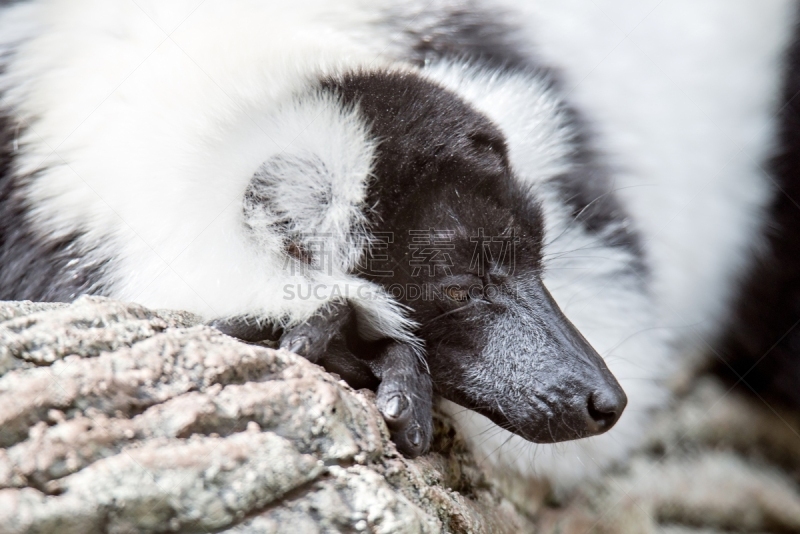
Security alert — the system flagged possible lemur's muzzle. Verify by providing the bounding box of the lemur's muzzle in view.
[430,278,628,444]
[520,282,627,442]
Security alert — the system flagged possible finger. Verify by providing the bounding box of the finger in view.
[279,300,354,363]
[372,343,433,458]
[316,338,380,390]
[208,316,281,343]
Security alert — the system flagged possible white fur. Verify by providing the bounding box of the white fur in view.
[0,0,794,489]
[244,93,375,274]
[0,0,419,343]
[500,0,795,359]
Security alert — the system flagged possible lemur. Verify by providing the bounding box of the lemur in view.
[0,0,797,488]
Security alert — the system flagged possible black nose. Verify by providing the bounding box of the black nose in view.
[585,385,627,434]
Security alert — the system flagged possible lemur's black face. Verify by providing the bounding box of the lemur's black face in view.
[330,70,627,443]
[371,184,627,443]
[413,197,627,442]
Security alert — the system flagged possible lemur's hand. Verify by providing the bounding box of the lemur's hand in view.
[304,335,433,457]
[210,301,433,457]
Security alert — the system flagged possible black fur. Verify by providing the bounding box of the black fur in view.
[0,111,111,301]
[389,3,533,71]
[716,16,800,408]
[321,70,541,249]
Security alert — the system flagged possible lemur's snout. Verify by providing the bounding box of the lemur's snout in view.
[513,281,628,443]
[585,382,627,435]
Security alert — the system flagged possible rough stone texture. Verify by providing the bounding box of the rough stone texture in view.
[0,297,530,534]
[1,297,800,533]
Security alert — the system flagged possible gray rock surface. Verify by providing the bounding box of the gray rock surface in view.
[0,297,530,534]
[2,296,800,534]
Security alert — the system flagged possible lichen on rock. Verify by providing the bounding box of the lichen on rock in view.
[0,296,530,534]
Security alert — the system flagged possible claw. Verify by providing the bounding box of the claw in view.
[381,394,408,421]
[407,425,422,448]
[283,335,309,356]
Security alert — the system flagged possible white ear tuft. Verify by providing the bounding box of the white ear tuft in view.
[243,91,377,273]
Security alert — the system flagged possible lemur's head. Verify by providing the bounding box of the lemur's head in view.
[325,68,627,443]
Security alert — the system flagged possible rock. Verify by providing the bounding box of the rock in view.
[0,297,532,533]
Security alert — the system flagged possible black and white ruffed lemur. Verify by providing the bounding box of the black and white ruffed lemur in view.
[0,0,798,488]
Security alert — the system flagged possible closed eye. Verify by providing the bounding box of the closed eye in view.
[442,274,484,305]
[445,285,470,302]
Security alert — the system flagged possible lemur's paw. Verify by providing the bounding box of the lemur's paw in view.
[306,338,433,457]
[213,305,433,457]
[371,343,433,458]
